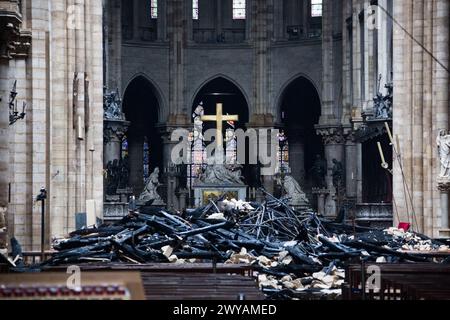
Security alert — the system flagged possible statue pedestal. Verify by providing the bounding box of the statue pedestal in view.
[438,177,450,237]
[193,184,247,207]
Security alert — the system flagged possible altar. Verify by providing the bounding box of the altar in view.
[194,184,247,207]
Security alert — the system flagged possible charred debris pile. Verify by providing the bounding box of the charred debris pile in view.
[40,192,449,299]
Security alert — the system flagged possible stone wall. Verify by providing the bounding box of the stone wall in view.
[393,0,449,237]
[4,0,104,250]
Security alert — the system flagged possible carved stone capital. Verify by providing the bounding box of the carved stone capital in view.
[438,177,450,192]
[103,119,130,144]
[315,125,345,145]
[0,1,28,60]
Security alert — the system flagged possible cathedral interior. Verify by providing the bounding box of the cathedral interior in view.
[1,0,450,302]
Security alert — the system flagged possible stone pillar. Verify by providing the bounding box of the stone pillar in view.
[167,0,185,117]
[0,0,22,250]
[344,129,358,200]
[103,119,129,166]
[245,0,253,41]
[186,0,193,42]
[216,0,222,39]
[157,0,167,41]
[272,0,283,40]
[287,127,305,186]
[128,135,144,195]
[316,126,346,217]
[0,61,9,251]
[107,0,122,91]
[161,127,182,208]
[133,0,140,41]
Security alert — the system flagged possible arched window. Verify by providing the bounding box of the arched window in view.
[150,0,158,19]
[121,136,129,159]
[193,0,199,20]
[143,137,150,181]
[311,0,323,17]
[277,131,290,172]
[232,0,246,20]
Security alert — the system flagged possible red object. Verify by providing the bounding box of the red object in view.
[398,222,411,232]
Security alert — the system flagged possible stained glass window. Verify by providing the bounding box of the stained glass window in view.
[150,0,158,19]
[311,0,322,17]
[277,131,290,172]
[121,137,128,159]
[225,129,237,165]
[232,0,246,20]
[193,0,199,20]
[143,137,150,182]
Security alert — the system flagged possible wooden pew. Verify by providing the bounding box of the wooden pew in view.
[343,263,450,300]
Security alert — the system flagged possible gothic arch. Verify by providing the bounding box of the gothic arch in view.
[189,74,251,119]
[123,73,166,121]
[275,73,322,122]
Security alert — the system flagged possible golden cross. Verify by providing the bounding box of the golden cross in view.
[201,103,239,150]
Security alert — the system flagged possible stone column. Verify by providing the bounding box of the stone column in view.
[157,0,167,41]
[287,127,305,186]
[186,0,193,42]
[160,127,181,208]
[216,0,222,39]
[167,0,185,117]
[0,0,22,250]
[344,129,358,200]
[317,126,346,217]
[103,119,129,166]
[133,0,140,41]
[107,0,122,91]
[0,61,9,251]
[245,0,253,41]
[272,0,283,40]
[128,134,144,195]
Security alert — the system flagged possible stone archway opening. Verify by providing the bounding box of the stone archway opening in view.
[279,76,323,205]
[188,77,255,198]
[122,76,163,196]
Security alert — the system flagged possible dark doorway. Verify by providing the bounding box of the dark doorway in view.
[280,76,323,203]
[122,76,162,195]
[362,134,393,203]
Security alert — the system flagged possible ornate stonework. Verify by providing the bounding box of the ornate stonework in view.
[0,1,30,60]
[315,125,346,145]
[437,177,450,192]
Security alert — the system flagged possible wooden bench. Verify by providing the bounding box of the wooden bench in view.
[343,263,450,300]
[140,272,265,300]
[43,262,254,277]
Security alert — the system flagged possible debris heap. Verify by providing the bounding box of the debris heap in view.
[40,193,449,300]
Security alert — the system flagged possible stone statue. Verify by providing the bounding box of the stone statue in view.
[310,154,327,188]
[138,167,164,205]
[117,156,130,189]
[104,157,130,195]
[372,75,393,119]
[104,88,125,120]
[276,167,310,207]
[105,159,119,195]
[332,158,344,191]
[197,163,244,185]
[198,155,244,185]
[437,130,450,178]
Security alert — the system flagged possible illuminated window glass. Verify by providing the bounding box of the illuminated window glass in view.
[193,0,199,20]
[311,0,322,17]
[143,137,150,181]
[151,0,158,19]
[232,0,246,20]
